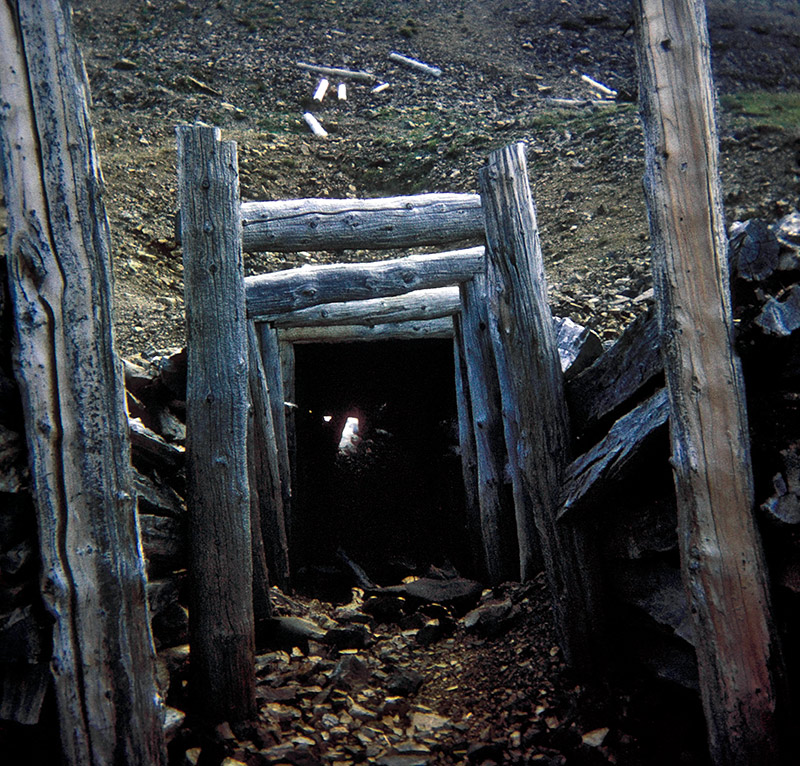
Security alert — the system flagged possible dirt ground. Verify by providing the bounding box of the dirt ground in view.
[1,1,798,764]
[55,0,800,359]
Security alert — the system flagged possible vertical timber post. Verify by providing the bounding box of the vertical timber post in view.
[258,322,294,543]
[452,318,485,579]
[248,324,291,591]
[457,275,517,584]
[634,1,785,761]
[177,125,256,723]
[479,142,604,671]
[0,2,166,763]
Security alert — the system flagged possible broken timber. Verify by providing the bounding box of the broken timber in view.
[635,1,785,761]
[240,194,484,253]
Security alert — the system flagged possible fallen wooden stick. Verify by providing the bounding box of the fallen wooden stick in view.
[312,78,329,102]
[388,52,442,77]
[297,61,376,83]
[337,82,346,100]
[302,112,328,137]
[545,97,616,108]
[580,73,617,98]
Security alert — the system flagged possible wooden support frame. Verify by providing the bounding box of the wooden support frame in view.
[0,4,166,763]
[480,143,604,671]
[634,1,786,760]
[177,125,256,724]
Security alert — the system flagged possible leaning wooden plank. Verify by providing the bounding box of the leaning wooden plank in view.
[0,4,166,763]
[458,276,517,584]
[278,339,297,538]
[257,324,293,532]
[278,317,454,343]
[558,388,669,522]
[481,143,604,672]
[240,194,484,253]
[177,125,256,723]
[247,324,290,591]
[634,2,785,762]
[296,61,377,83]
[566,309,662,434]
[270,286,461,327]
[246,246,484,317]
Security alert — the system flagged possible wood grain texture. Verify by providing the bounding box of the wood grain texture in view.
[277,317,454,343]
[0,2,166,763]
[457,276,517,584]
[480,143,604,671]
[246,246,484,318]
[634,1,785,761]
[241,193,483,253]
[177,125,256,723]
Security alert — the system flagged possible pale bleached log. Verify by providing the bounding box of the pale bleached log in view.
[177,125,256,723]
[277,317,454,344]
[388,52,442,77]
[580,74,617,98]
[240,194,484,253]
[297,61,377,83]
[0,3,166,761]
[246,246,485,317]
[337,83,347,101]
[312,78,329,102]
[635,1,784,760]
[303,112,328,138]
[372,82,390,94]
[269,286,461,327]
[544,98,617,108]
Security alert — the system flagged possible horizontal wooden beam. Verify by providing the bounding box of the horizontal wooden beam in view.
[268,286,461,327]
[245,246,485,318]
[241,193,484,253]
[277,317,454,344]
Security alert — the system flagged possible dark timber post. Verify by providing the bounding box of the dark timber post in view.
[634,1,785,761]
[177,125,256,723]
[0,2,165,763]
[457,275,517,584]
[248,324,291,591]
[479,143,604,671]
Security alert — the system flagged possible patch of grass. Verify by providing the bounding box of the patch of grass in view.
[720,91,800,130]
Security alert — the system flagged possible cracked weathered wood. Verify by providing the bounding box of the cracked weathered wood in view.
[480,142,604,671]
[269,286,461,327]
[241,193,483,253]
[248,324,290,591]
[457,275,517,584]
[566,309,662,435]
[635,1,785,761]
[0,2,165,762]
[559,388,669,522]
[177,125,256,723]
[277,317,454,343]
[245,246,484,318]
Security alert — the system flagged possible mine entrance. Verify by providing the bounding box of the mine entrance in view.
[292,339,470,596]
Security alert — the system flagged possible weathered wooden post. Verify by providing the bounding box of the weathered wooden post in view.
[0,2,165,763]
[248,324,291,590]
[456,275,517,583]
[177,125,256,723]
[479,143,604,670]
[634,1,786,761]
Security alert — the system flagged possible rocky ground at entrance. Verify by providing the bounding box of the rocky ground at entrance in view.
[1,1,799,764]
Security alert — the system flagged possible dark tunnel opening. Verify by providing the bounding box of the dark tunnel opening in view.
[291,339,471,598]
